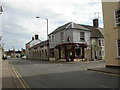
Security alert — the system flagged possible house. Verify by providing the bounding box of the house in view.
[26,34,41,59]
[81,23,104,60]
[102,1,120,67]
[26,34,49,61]
[48,19,104,61]
[27,40,49,60]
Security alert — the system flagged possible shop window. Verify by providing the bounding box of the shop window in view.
[61,47,65,58]
[75,47,82,58]
[49,49,54,58]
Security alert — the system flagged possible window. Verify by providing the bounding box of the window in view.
[101,39,104,46]
[117,40,120,57]
[61,32,64,41]
[80,32,85,42]
[99,50,102,57]
[52,35,54,42]
[115,8,120,27]
[98,39,104,46]
[98,40,101,46]
[49,36,51,42]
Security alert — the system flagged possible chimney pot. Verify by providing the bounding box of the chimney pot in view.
[93,19,99,27]
[35,34,39,40]
[32,37,34,40]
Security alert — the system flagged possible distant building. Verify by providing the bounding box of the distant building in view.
[26,34,41,59]
[6,49,22,58]
[27,40,49,60]
[102,1,120,67]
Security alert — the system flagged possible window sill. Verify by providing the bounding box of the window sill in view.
[113,26,120,29]
[116,57,120,59]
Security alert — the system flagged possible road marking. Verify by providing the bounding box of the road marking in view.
[10,63,30,89]
[88,70,120,77]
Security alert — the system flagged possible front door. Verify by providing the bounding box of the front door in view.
[66,50,73,61]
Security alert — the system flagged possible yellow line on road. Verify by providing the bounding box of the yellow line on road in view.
[10,63,30,89]
[88,70,120,77]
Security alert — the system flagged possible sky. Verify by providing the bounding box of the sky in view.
[0,0,104,50]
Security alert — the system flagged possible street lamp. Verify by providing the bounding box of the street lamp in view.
[36,17,48,40]
[0,6,4,14]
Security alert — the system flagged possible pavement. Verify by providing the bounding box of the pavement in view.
[1,60,17,88]
[1,60,27,89]
[88,67,120,75]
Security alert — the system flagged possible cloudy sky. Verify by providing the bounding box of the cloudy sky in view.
[0,0,103,50]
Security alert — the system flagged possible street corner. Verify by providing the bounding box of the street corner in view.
[87,67,120,76]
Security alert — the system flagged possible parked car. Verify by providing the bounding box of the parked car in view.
[21,56,26,59]
[2,56,7,60]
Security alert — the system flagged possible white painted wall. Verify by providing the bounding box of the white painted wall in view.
[49,29,91,49]
[73,29,91,45]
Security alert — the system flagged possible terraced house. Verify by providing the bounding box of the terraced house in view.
[102,0,120,67]
[49,19,104,62]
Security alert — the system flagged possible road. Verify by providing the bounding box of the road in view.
[8,59,119,88]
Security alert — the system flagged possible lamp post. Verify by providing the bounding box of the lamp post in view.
[36,17,48,40]
[0,6,4,14]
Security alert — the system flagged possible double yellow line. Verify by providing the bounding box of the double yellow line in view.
[9,63,30,89]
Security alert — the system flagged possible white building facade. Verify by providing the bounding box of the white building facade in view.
[49,21,104,61]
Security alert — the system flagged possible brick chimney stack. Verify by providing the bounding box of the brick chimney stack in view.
[35,34,39,40]
[93,18,99,27]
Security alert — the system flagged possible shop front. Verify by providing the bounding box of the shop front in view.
[55,43,87,62]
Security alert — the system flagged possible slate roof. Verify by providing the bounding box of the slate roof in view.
[49,22,104,38]
[49,22,90,35]
[80,25,104,38]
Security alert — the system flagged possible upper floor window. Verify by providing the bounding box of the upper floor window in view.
[49,36,51,42]
[61,32,64,41]
[98,39,104,46]
[80,32,85,42]
[52,35,54,42]
[117,40,120,57]
[115,8,120,27]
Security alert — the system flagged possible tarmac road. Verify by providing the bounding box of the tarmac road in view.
[9,59,119,88]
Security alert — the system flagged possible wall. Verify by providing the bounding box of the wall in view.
[0,48,2,60]
[102,1,120,66]
[49,29,73,49]
[73,29,91,45]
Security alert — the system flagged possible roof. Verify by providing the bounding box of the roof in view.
[49,22,90,35]
[31,40,49,49]
[80,25,104,38]
[49,22,104,38]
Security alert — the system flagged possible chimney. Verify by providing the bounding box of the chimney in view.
[35,34,39,40]
[93,18,99,27]
[32,37,34,40]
